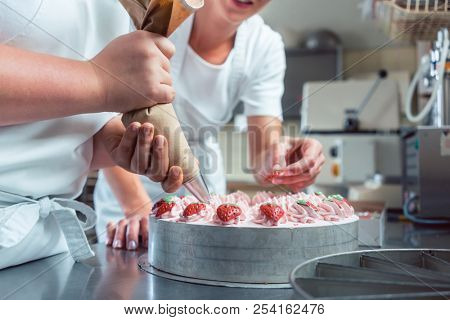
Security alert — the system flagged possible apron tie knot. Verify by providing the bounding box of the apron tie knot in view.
[38,197,53,218]
[0,190,96,263]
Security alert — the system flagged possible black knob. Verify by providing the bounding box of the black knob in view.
[344,117,359,132]
[329,146,339,158]
[378,69,388,79]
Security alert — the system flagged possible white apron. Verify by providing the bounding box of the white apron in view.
[0,191,96,270]
[0,0,132,269]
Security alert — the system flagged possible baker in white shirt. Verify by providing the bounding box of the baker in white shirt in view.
[0,0,185,269]
[94,0,326,250]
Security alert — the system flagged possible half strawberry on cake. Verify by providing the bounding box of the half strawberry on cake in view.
[179,202,214,222]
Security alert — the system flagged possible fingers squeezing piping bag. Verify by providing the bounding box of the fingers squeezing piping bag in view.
[119,0,210,202]
[122,105,211,202]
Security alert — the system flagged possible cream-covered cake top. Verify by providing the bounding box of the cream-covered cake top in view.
[151,191,357,228]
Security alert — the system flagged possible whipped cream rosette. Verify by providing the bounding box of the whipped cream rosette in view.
[320,194,355,218]
[310,191,327,201]
[288,192,337,223]
[252,191,277,205]
[210,191,251,208]
[288,200,318,224]
[289,199,331,223]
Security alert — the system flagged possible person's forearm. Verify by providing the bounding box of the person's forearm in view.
[91,116,123,170]
[103,166,153,217]
[0,44,103,126]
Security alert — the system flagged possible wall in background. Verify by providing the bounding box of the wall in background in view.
[343,47,417,77]
[260,0,391,49]
[260,0,418,77]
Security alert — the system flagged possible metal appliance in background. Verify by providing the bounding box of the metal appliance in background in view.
[301,72,403,203]
[282,30,343,119]
[402,28,450,221]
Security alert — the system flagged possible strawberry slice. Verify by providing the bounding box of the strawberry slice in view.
[155,202,175,217]
[153,196,175,209]
[217,204,242,222]
[152,200,164,211]
[260,204,285,222]
[153,196,175,217]
[183,203,206,217]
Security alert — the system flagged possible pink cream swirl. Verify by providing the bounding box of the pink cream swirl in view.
[319,195,355,218]
[153,191,355,227]
[252,191,277,205]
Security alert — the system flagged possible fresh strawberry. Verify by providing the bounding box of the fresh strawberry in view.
[183,203,206,217]
[152,200,164,211]
[153,196,174,209]
[153,196,176,217]
[260,204,285,222]
[155,202,175,217]
[217,204,242,222]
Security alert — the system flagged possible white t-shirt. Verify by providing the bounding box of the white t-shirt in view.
[94,14,286,239]
[0,0,130,199]
[179,45,235,127]
[0,0,131,268]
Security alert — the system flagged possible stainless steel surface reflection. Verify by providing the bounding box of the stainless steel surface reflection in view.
[1,220,450,300]
[0,245,294,300]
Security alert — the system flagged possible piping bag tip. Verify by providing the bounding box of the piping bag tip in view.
[183,173,211,203]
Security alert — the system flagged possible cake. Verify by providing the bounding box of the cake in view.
[151,191,355,227]
[147,191,359,285]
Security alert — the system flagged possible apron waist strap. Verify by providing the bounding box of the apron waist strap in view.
[50,199,96,261]
[0,190,96,262]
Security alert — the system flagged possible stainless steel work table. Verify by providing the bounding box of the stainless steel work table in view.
[1,218,450,300]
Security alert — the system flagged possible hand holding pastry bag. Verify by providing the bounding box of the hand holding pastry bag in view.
[118,0,210,202]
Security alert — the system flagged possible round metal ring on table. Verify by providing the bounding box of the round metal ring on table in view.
[289,248,450,299]
[138,254,292,289]
[144,216,358,286]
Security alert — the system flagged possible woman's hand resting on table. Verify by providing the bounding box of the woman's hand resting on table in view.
[106,200,152,251]
[99,166,155,251]
[256,137,325,192]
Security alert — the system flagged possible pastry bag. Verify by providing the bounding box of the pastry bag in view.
[118,0,210,202]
